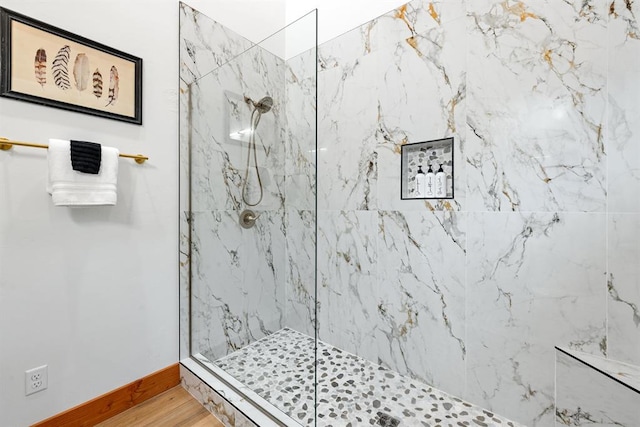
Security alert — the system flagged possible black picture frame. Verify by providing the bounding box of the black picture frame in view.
[400,137,455,200]
[0,7,142,125]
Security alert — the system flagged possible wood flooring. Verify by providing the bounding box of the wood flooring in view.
[32,364,182,427]
[96,386,224,427]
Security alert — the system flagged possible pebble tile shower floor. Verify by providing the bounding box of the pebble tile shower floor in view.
[213,328,523,427]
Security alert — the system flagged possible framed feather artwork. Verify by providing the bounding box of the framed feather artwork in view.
[0,7,142,125]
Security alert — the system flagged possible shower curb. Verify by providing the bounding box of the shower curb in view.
[181,357,301,427]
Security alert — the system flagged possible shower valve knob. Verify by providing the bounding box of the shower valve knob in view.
[239,209,258,229]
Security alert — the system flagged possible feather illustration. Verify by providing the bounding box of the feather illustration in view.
[92,68,103,98]
[73,53,90,91]
[52,45,71,90]
[105,65,119,106]
[34,48,47,87]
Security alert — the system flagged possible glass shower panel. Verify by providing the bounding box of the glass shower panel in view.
[189,43,287,362]
[183,9,317,425]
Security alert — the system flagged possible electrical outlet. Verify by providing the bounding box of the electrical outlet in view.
[25,365,48,396]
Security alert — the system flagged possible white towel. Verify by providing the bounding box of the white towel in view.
[47,139,120,206]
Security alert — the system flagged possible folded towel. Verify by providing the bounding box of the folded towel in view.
[47,139,119,206]
[70,140,102,174]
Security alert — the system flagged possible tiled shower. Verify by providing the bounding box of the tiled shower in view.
[179,1,640,426]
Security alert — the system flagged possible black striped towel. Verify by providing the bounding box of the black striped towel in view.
[70,140,101,174]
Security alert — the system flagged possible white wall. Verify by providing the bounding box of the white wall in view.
[185,0,407,46]
[186,0,407,60]
[0,1,179,425]
[186,0,286,44]
[287,0,409,45]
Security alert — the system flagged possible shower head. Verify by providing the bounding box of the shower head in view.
[253,96,273,114]
[245,95,273,114]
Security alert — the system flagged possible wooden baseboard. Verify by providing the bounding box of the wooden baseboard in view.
[31,363,180,427]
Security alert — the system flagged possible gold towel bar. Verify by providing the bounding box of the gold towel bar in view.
[0,137,149,164]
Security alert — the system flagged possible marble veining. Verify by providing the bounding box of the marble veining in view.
[283,46,317,339]
[376,210,466,396]
[466,0,608,213]
[284,209,316,338]
[191,210,286,360]
[313,1,635,425]
[179,2,262,360]
[317,0,466,212]
[606,0,640,366]
[466,212,606,426]
[608,0,640,209]
[284,49,317,212]
[317,210,468,397]
[607,214,640,365]
[188,50,285,213]
[180,2,254,86]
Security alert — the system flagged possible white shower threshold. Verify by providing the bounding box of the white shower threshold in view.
[181,356,295,426]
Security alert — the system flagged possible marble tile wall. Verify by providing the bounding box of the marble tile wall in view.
[465,212,606,425]
[608,214,640,365]
[314,0,466,404]
[466,0,608,213]
[607,0,640,368]
[313,0,640,426]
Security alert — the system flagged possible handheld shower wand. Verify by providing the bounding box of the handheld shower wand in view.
[241,96,273,207]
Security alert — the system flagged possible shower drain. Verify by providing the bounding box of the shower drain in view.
[376,412,401,427]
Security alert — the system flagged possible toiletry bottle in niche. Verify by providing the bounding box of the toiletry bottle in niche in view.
[425,164,435,197]
[435,164,447,198]
[415,165,426,197]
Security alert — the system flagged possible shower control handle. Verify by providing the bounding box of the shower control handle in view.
[239,209,259,229]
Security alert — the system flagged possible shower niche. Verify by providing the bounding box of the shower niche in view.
[225,90,254,144]
[401,137,454,200]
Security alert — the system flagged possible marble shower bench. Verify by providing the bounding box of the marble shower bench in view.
[555,347,640,426]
